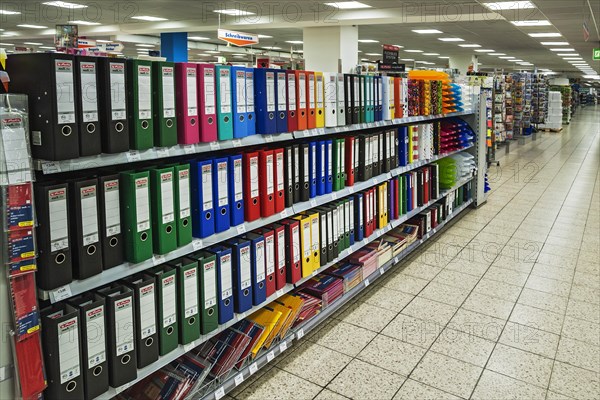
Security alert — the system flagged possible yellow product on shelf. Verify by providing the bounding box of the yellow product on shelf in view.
[248,307,283,357]
[263,302,293,348]
[274,294,305,339]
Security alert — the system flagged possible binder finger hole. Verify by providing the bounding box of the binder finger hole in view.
[140,232,148,242]
[208,117,214,125]
[166,225,173,234]
[166,119,174,128]
[188,316,196,325]
[239,115,244,122]
[221,208,226,216]
[278,192,283,198]
[268,113,274,120]
[145,337,154,347]
[182,218,189,227]
[66,381,77,392]
[61,125,72,137]
[141,120,149,129]
[224,298,230,306]
[290,111,295,117]
[279,112,285,119]
[258,282,264,289]
[207,308,214,316]
[268,195,273,201]
[55,253,66,264]
[115,122,124,132]
[205,212,211,220]
[301,111,305,117]
[110,237,119,247]
[318,110,322,115]
[86,123,96,134]
[190,118,196,126]
[166,326,174,335]
[248,114,253,121]
[121,354,131,365]
[237,203,242,210]
[87,245,96,256]
[252,199,257,205]
[224,116,230,123]
[268,275,273,282]
[243,289,249,296]
[304,183,309,189]
[92,366,103,377]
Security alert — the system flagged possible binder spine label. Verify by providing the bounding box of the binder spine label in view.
[255,240,266,282]
[309,75,316,108]
[311,145,316,182]
[245,71,255,112]
[294,147,300,184]
[217,161,229,207]
[327,142,333,176]
[302,221,311,259]
[240,246,252,290]
[250,157,259,198]
[58,316,81,384]
[109,62,127,121]
[288,75,297,111]
[276,152,284,192]
[138,65,152,119]
[266,155,274,195]
[316,75,324,108]
[139,284,157,339]
[332,208,339,240]
[162,66,176,118]
[233,158,243,202]
[204,260,217,308]
[220,254,233,299]
[80,62,99,122]
[204,69,216,115]
[178,169,191,219]
[135,177,150,232]
[55,59,76,124]
[311,216,319,253]
[184,268,199,318]
[104,180,121,236]
[48,188,69,252]
[219,69,232,113]
[349,199,355,229]
[303,147,309,182]
[287,149,293,188]
[292,225,300,264]
[114,296,135,355]
[320,143,325,178]
[80,185,99,245]
[277,73,287,110]
[327,211,333,245]
[86,306,106,368]
[236,71,246,113]
[277,230,285,269]
[266,72,276,112]
[265,235,275,276]
[299,74,306,109]
[202,164,213,211]
[187,67,198,116]
[162,275,177,327]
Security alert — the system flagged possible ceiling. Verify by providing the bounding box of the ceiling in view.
[1,0,599,82]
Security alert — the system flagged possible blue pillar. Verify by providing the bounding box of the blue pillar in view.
[160,32,188,62]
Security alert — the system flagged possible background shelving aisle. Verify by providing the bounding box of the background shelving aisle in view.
[228,106,599,400]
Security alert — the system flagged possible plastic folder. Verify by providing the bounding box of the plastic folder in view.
[247,308,282,357]
[148,265,179,356]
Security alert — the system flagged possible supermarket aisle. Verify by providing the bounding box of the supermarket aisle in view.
[230,106,600,400]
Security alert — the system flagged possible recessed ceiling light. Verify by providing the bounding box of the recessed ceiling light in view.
[557,53,579,56]
[136,43,154,47]
[0,42,14,46]
[459,44,481,48]
[423,53,440,56]
[563,57,583,60]
[263,46,281,50]
[412,29,443,34]
[582,75,600,79]
[0,33,17,37]
[23,42,43,45]
[131,16,168,21]
[286,40,303,44]
[214,9,255,15]
[358,39,379,43]
[438,56,450,59]
[189,36,210,41]
[499,56,515,59]
[474,49,495,52]
[400,58,414,61]
[39,46,55,49]
[511,59,523,62]
[17,24,48,29]
[0,10,21,14]
[404,49,423,53]
[550,48,575,52]
[43,1,87,8]
[393,45,404,48]
[511,20,551,26]
[489,53,506,55]
[68,20,100,25]
[205,50,220,54]
[257,34,272,38]
[365,53,379,56]
[95,39,112,43]
[324,1,372,9]
[438,37,464,42]
[482,1,535,10]
[357,50,362,53]
[528,32,562,37]
[540,41,569,45]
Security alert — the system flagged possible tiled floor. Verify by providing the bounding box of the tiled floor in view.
[230,106,600,400]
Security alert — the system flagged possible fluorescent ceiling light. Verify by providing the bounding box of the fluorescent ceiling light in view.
[528,32,561,37]
[206,50,220,54]
[324,1,371,9]
[563,57,583,60]
[459,44,481,48]
[258,34,272,38]
[0,33,17,37]
[400,58,414,61]
[511,20,551,26]
[489,53,506,55]
[438,37,464,42]
[482,1,535,10]
[474,49,494,52]
[69,20,100,25]
[23,42,43,45]
[510,59,523,62]
[295,49,304,53]
[499,56,515,59]
[43,1,87,8]
[404,49,423,53]
[423,53,439,56]
[438,56,450,59]
[360,58,370,62]
[550,48,575,52]
[0,42,14,46]
[131,15,168,21]
[357,50,362,53]
[365,53,379,56]
[540,41,569,45]
[557,53,579,56]
[214,9,255,15]
[136,43,154,47]
[393,45,404,48]
[0,10,21,14]
[189,36,210,41]
[39,46,55,49]
[17,24,48,29]
[582,75,600,79]
[358,39,379,43]
[412,29,443,34]
[95,39,112,43]
[263,46,281,50]
[285,40,303,44]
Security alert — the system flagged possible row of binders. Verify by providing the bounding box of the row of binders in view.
[8,53,452,161]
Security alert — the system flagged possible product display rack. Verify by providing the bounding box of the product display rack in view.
[549,85,572,124]
[531,73,547,127]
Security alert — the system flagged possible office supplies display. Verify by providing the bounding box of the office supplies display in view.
[128,59,154,150]
[74,56,102,157]
[98,58,130,154]
[197,64,218,142]
[153,61,178,147]
[215,65,234,140]
[175,62,200,145]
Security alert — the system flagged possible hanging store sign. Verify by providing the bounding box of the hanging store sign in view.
[218,29,259,47]
[377,62,405,73]
[382,44,400,65]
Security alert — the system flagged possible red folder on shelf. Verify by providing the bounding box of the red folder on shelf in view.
[197,63,218,142]
[296,71,308,131]
[393,77,403,119]
[273,148,285,213]
[255,228,276,297]
[243,151,261,221]
[345,136,356,187]
[286,70,298,132]
[258,149,275,218]
[176,63,200,144]
[273,223,287,290]
[280,219,302,284]
[306,71,316,129]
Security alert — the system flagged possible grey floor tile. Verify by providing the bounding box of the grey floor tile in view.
[471,369,547,400]
[462,292,515,320]
[530,263,575,283]
[508,303,564,334]
[393,379,461,400]
[525,275,572,297]
[277,342,352,386]
[418,281,470,307]
[310,320,377,357]
[382,313,443,348]
[381,273,430,295]
[499,321,560,359]
[556,336,600,373]
[448,308,506,342]
[411,351,483,398]
[312,389,350,400]
[236,367,322,400]
[432,269,481,291]
[487,343,554,388]
[400,262,443,281]
[569,284,600,305]
[401,296,458,326]
[518,288,569,314]
[430,327,495,367]
[360,285,414,312]
[327,359,406,400]
[549,361,600,400]
[357,334,427,376]
[565,298,600,324]
[336,301,398,332]
[573,271,600,290]
[445,258,490,278]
